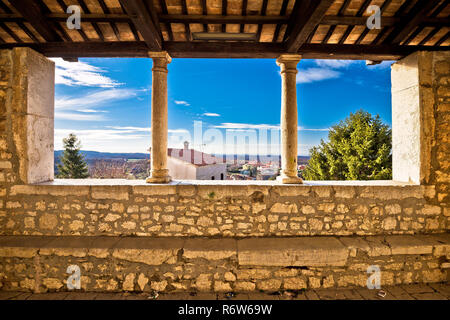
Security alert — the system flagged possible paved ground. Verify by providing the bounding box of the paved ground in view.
[0,283,448,300]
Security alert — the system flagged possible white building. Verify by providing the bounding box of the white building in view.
[167,142,227,180]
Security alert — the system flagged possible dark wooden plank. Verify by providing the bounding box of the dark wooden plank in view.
[120,0,162,50]
[355,28,369,44]
[322,25,336,44]
[45,13,130,22]
[418,27,441,45]
[256,0,268,42]
[403,26,424,45]
[384,0,441,45]
[272,0,289,42]
[435,30,450,45]
[17,21,40,42]
[181,0,191,40]
[159,14,289,24]
[0,0,12,14]
[98,0,121,41]
[2,41,448,60]
[56,0,89,42]
[240,0,247,33]
[79,0,104,41]
[159,0,173,41]
[430,0,449,17]
[9,0,62,41]
[286,0,335,52]
[222,0,227,33]
[339,0,372,44]
[0,22,23,42]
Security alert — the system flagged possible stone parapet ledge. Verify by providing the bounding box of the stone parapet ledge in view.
[2,180,445,238]
[0,234,448,292]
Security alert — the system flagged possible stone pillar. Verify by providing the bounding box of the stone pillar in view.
[1,48,55,184]
[276,54,303,184]
[147,52,172,183]
[391,51,449,185]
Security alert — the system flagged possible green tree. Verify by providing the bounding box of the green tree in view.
[303,110,392,180]
[56,134,89,179]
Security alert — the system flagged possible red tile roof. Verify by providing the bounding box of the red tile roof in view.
[168,148,224,167]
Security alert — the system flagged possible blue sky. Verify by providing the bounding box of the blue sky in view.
[53,57,393,156]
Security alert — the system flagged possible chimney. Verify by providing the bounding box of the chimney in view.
[184,141,189,150]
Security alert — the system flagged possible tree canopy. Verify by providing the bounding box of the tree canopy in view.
[303,110,392,180]
[56,134,89,179]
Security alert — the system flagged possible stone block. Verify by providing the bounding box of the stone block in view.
[364,236,392,256]
[183,239,236,260]
[132,185,177,196]
[385,235,433,255]
[112,238,183,265]
[237,237,349,267]
[91,186,130,200]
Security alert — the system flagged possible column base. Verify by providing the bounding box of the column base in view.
[146,169,172,183]
[276,175,303,184]
[146,175,172,183]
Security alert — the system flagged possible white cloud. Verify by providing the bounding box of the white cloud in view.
[55,88,137,111]
[55,128,150,153]
[174,100,190,106]
[314,60,357,69]
[212,123,329,132]
[203,112,221,117]
[213,123,280,130]
[296,68,341,83]
[76,109,108,113]
[55,112,106,121]
[107,126,189,134]
[51,58,122,87]
[298,126,330,132]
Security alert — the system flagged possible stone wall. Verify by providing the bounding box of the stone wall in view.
[0,49,449,239]
[0,182,447,237]
[0,234,447,293]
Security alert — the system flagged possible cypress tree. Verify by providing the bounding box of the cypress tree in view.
[56,134,89,179]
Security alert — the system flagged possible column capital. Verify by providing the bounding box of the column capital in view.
[276,54,302,66]
[148,51,172,64]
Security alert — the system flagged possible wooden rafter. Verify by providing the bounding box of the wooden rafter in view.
[240,0,247,33]
[221,0,227,33]
[159,14,289,24]
[55,0,89,42]
[272,0,289,42]
[384,0,441,45]
[9,0,62,42]
[339,0,372,44]
[119,0,162,51]
[0,22,22,42]
[435,30,450,45]
[2,41,448,60]
[286,0,335,52]
[256,0,268,42]
[181,0,191,41]
[97,0,121,41]
[159,0,173,41]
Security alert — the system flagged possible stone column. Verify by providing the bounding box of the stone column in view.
[147,52,172,183]
[276,54,303,184]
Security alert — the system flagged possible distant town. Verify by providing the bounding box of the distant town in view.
[54,149,310,181]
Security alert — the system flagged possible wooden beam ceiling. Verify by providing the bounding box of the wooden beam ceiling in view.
[286,0,335,52]
[0,0,448,60]
[9,0,62,42]
[119,0,162,51]
[384,0,443,45]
